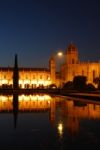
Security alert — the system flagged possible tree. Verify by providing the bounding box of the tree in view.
[62,81,74,90]
[73,76,87,90]
[86,83,95,91]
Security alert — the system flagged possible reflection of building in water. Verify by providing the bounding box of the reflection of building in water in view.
[0,43,100,88]
[49,99,56,125]
[13,93,18,129]
[19,94,51,111]
[0,95,51,111]
[0,95,13,111]
[0,95,100,135]
[61,100,100,136]
[0,95,100,117]
[66,115,79,136]
[57,122,64,137]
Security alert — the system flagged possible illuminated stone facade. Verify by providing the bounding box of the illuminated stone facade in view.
[0,43,100,88]
[0,54,59,88]
[61,43,100,87]
[0,68,52,88]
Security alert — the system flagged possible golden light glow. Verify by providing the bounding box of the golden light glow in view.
[0,96,8,102]
[2,79,8,84]
[57,52,63,57]
[18,94,51,102]
[23,80,30,84]
[18,79,51,88]
[0,95,100,123]
[58,122,63,137]
[0,94,52,111]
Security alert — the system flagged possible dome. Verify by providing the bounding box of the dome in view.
[66,43,78,53]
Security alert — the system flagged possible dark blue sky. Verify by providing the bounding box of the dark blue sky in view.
[0,0,100,67]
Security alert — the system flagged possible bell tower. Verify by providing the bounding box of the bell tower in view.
[49,55,56,84]
[64,43,79,82]
[66,43,79,64]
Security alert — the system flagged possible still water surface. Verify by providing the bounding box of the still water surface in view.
[0,94,100,150]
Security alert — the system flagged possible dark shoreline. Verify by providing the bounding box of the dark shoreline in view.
[0,88,100,101]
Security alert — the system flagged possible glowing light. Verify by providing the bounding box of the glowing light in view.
[18,94,51,102]
[0,95,12,102]
[0,96,7,101]
[57,52,63,57]
[58,122,63,137]
[2,79,8,84]
[24,80,30,84]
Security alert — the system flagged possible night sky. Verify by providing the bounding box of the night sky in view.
[0,0,100,68]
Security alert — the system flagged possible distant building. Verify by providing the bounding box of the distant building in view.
[0,43,100,88]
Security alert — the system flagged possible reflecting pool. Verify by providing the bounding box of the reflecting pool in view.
[0,94,100,149]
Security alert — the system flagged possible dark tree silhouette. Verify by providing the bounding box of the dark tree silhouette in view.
[73,76,87,90]
[63,81,74,90]
[86,83,95,91]
[13,54,19,90]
